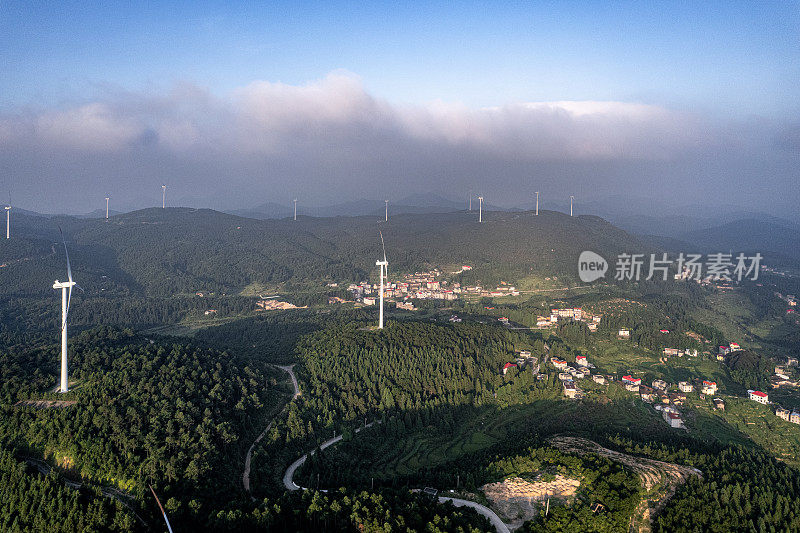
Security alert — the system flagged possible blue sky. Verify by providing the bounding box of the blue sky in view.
[2,1,797,115]
[0,1,798,214]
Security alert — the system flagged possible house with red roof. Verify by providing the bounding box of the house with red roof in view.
[502,362,517,375]
[576,355,588,367]
[701,381,717,394]
[749,390,769,404]
[621,375,642,386]
[551,359,568,370]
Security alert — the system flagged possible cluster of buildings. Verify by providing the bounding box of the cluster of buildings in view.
[349,269,460,303]
[775,407,800,425]
[776,292,797,308]
[550,355,595,398]
[663,347,699,358]
[771,363,800,389]
[502,351,540,375]
[536,308,602,331]
[348,268,523,305]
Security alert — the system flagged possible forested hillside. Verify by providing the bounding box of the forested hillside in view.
[1,207,647,297]
[0,327,289,528]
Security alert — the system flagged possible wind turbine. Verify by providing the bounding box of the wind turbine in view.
[376,231,388,329]
[105,196,110,220]
[161,185,167,208]
[535,192,539,216]
[384,199,388,222]
[570,195,574,217]
[53,229,80,393]
[4,204,10,239]
[293,198,298,221]
[478,196,483,222]
[469,188,472,211]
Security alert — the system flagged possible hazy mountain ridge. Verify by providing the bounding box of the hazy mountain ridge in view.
[1,207,648,297]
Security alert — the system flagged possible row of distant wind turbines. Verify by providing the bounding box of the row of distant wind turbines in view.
[29,185,577,388]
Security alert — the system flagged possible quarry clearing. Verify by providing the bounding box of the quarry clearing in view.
[481,475,580,528]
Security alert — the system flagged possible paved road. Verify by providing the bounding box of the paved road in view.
[243,364,300,494]
[437,496,510,533]
[283,422,378,491]
[277,364,301,398]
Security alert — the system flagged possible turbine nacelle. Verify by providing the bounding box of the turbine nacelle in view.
[53,280,76,290]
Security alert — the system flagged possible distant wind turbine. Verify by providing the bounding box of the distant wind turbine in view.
[376,231,388,329]
[535,192,539,216]
[105,196,110,220]
[478,196,483,223]
[161,185,167,209]
[4,204,10,239]
[384,199,388,222]
[293,198,298,221]
[570,195,574,217]
[53,229,81,393]
[469,189,472,211]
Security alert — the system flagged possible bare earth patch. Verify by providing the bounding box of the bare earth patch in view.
[548,436,702,533]
[482,475,580,528]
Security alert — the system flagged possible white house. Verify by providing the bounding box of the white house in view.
[749,390,769,404]
[678,381,694,393]
[701,381,717,395]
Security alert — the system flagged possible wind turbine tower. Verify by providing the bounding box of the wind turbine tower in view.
[478,196,483,222]
[469,189,472,211]
[105,197,110,220]
[161,185,167,208]
[384,199,389,222]
[53,230,79,393]
[376,231,388,329]
[4,204,10,239]
[293,198,298,221]
[570,195,574,217]
[535,192,539,216]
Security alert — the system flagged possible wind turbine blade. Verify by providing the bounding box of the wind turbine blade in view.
[379,230,387,262]
[59,227,73,283]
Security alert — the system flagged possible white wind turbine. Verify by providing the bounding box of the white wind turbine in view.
[570,195,574,217]
[293,198,298,221]
[4,204,10,239]
[535,191,539,216]
[105,196,110,220]
[53,229,81,393]
[478,196,483,222]
[384,199,388,222]
[376,231,388,329]
[161,185,167,208]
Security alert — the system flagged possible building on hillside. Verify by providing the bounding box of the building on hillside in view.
[502,363,517,375]
[559,372,573,382]
[701,381,718,395]
[664,348,681,356]
[625,382,640,393]
[576,355,588,367]
[592,374,606,385]
[621,375,642,386]
[363,297,376,306]
[563,380,578,398]
[678,381,694,393]
[498,317,509,324]
[592,315,602,323]
[204,309,217,315]
[639,386,656,403]
[729,342,741,351]
[792,411,800,424]
[660,329,670,334]
[652,379,668,391]
[713,398,725,411]
[551,359,568,370]
[777,407,791,421]
[716,353,726,361]
[618,328,630,338]
[664,411,683,428]
[719,345,731,355]
[749,390,769,404]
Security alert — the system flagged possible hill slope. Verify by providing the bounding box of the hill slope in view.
[1,208,647,297]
